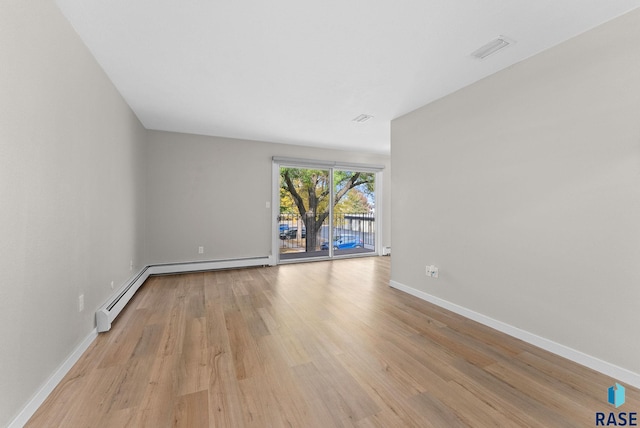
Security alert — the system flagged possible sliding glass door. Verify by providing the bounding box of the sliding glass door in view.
[275,159,379,262]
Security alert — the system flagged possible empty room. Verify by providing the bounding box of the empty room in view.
[2,0,640,427]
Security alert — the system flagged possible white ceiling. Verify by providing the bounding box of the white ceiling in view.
[55,0,639,154]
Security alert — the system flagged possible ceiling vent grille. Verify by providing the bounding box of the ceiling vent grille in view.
[352,114,373,123]
[471,36,514,60]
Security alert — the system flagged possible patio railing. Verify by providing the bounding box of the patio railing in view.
[278,212,375,252]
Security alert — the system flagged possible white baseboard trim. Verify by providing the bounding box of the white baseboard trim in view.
[389,280,640,389]
[147,255,274,275]
[8,328,98,428]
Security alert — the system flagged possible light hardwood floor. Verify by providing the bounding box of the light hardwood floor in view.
[27,257,639,427]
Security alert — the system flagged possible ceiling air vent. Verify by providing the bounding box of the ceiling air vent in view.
[471,36,514,60]
[352,114,373,123]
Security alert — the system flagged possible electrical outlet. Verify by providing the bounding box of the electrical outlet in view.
[198,246,204,254]
[426,265,439,278]
[129,260,133,271]
[78,294,84,312]
[265,201,271,209]
[110,281,114,289]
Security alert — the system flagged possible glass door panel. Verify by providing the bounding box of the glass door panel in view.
[332,170,376,256]
[279,167,331,260]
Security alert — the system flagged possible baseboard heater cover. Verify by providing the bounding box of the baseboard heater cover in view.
[96,267,151,332]
[96,256,274,333]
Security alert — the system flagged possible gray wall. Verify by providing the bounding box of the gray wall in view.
[145,131,391,264]
[391,9,640,375]
[0,1,147,425]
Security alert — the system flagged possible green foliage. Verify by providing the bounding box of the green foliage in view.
[334,189,371,214]
[334,170,374,196]
[279,187,295,213]
[280,168,374,215]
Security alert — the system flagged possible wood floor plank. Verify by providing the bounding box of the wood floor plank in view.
[25,257,640,427]
[255,335,313,424]
[176,318,209,396]
[131,323,164,360]
[449,358,569,427]
[174,390,209,428]
[484,360,595,426]
[291,360,369,427]
[269,331,313,367]
[223,308,263,381]
[207,345,245,428]
[131,353,177,428]
[405,390,469,428]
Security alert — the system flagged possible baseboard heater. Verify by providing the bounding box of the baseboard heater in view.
[96,255,274,333]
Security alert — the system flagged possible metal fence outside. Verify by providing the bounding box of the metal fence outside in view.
[278,212,375,252]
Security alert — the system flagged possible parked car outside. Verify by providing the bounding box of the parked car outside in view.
[321,234,364,250]
[280,228,306,240]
